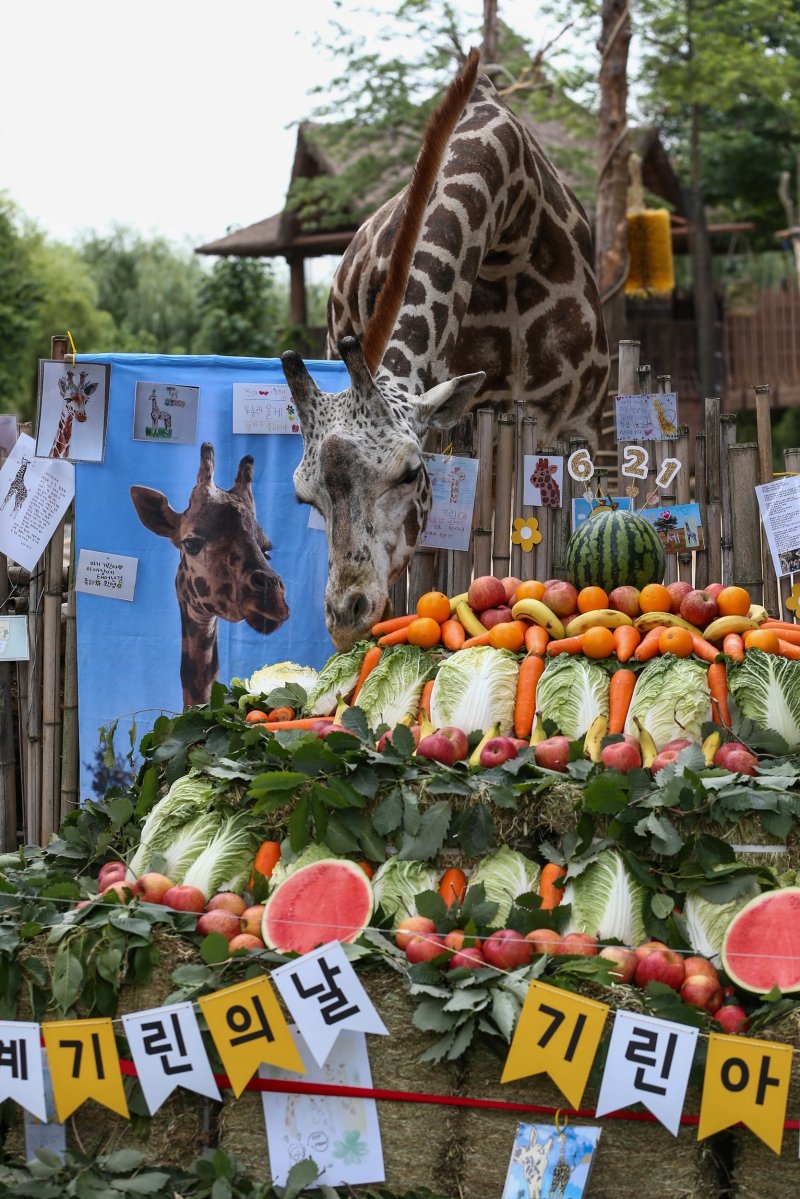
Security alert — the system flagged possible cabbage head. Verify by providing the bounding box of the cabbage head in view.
[536,655,610,739]
[728,650,800,751]
[304,643,371,716]
[356,646,434,730]
[245,661,318,697]
[563,850,647,944]
[465,847,540,928]
[624,656,711,751]
[684,883,760,964]
[371,859,439,924]
[429,646,518,735]
[128,772,215,877]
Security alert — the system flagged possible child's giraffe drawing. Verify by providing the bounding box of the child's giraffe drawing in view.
[530,457,561,508]
[50,369,97,459]
[0,457,30,515]
[149,387,172,438]
[130,442,289,708]
[448,464,467,504]
[281,49,609,650]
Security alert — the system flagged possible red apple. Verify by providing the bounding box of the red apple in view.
[681,974,723,1013]
[443,930,467,951]
[561,932,599,956]
[541,581,579,618]
[378,725,422,751]
[705,583,725,598]
[162,884,206,913]
[101,880,137,903]
[510,738,530,752]
[666,580,694,612]
[526,929,564,955]
[714,741,750,767]
[723,749,758,776]
[197,910,242,941]
[634,940,668,960]
[406,934,445,964]
[683,956,719,984]
[599,946,638,983]
[664,738,693,752]
[635,948,685,991]
[137,872,175,904]
[680,589,719,628]
[417,727,469,766]
[479,736,520,768]
[714,1004,750,1034]
[501,576,523,604]
[448,946,486,970]
[600,741,642,773]
[229,933,265,952]
[395,916,437,951]
[98,861,127,887]
[240,904,266,938]
[317,723,354,738]
[468,576,507,613]
[480,605,514,629]
[534,735,572,773]
[483,929,534,970]
[650,749,681,774]
[607,586,641,619]
[207,892,247,916]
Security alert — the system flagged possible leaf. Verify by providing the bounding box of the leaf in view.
[200,932,231,965]
[108,911,153,938]
[53,942,84,1012]
[650,893,675,920]
[283,1158,321,1199]
[107,797,134,827]
[490,989,520,1040]
[415,890,447,922]
[249,771,308,794]
[371,788,403,835]
[341,705,370,740]
[446,1015,479,1059]
[110,1173,173,1194]
[102,1151,147,1174]
[443,987,489,1012]
[171,964,214,986]
[288,793,310,852]
[452,804,495,857]
[323,813,362,855]
[411,999,457,1032]
[397,800,452,861]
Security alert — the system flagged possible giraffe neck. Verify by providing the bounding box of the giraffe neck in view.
[51,410,73,459]
[178,605,218,709]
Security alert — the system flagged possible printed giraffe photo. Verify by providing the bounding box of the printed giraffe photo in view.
[0,415,18,471]
[132,380,200,444]
[130,441,290,707]
[35,360,110,462]
[524,455,565,509]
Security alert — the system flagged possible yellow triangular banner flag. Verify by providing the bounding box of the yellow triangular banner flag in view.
[42,1018,129,1123]
[698,1032,791,1155]
[501,980,608,1109]
[199,976,305,1097]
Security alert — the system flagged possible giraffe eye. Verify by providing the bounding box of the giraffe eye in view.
[182,535,205,556]
[397,461,423,486]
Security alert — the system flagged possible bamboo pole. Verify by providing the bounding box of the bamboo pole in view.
[728,444,763,603]
[694,431,709,590]
[473,408,495,579]
[781,446,800,621]
[719,413,738,586]
[520,408,538,579]
[654,376,676,584]
[511,400,526,580]
[562,438,587,578]
[704,397,722,588]
[25,555,43,846]
[754,384,779,616]
[0,518,16,851]
[615,340,640,486]
[447,415,475,598]
[675,425,692,584]
[550,442,570,581]
[60,530,79,821]
[536,447,557,581]
[492,413,515,580]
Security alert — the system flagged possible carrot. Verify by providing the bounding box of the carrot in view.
[722,632,745,662]
[370,613,415,637]
[690,632,721,663]
[769,627,800,646]
[778,638,800,660]
[378,628,410,647]
[244,709,269,724]
[514,653,546,738]
[608,669,637,734]
[525,624,550,655]
[539,863,567,911]
[418,678,435,723]
[546,635,584,656]
[261,716,334,730]
[634,625,667,662]
[462,632,491,648]
[439,867,467,909]
[707,661,731,726]
[267,706,295,722]
[441,618,466,651]
[351,646,382,703]
[762,619,800,631]
[252,840,281,879]
[613,625,641,663]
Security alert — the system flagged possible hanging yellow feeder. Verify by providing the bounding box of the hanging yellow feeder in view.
[624,152,675,297]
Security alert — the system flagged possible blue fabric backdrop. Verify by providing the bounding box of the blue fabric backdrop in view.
[74,354,346,796]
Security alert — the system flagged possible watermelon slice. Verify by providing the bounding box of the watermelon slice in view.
[262,859,373,954]
[721,888,800,994]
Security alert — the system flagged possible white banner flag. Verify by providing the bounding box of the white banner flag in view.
[0,1021,47,1121]
[272,941,388,1067]
[122,1002,220,1114]
[595,1011,698,1135]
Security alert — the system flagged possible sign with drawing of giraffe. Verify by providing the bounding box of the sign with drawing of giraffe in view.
[0,432,74,570]
[523,455,564,509]
[35,361,110,462]
[615,392,679,441]
[132,381,199,443]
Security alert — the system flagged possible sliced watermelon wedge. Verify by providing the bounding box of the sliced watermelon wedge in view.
[262,859,374,954]
[721,887,800,994]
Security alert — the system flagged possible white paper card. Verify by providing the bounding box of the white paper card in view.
[0,615,29,661]
[616,393,679,441]
[0,1021,48,1121]
[0,433,74,571]
[418,453,479,551]
[232,383,301,435]
[122,1002,221,1115]
[756,475,800,577]
[307,505,326,531]
[23,1050,65,1162]
[524,455,565,507]
[260,1027,385,1188]
[595,1010,698,1135]
[76,549,139,601]
[272,942,388,1067]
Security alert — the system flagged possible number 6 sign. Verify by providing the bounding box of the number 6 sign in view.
[567,448,594,482]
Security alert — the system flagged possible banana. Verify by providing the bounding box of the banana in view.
[469,722,501,768]
[511,598,566,640]
[583,714,608,763]
[334,695,350,723]
[633,717,658,768]
[634,611,703,635]
[529,714,546,746]
[702,731,722,766]
[449,591,469,614]
[455,601,487,639]
[748,604,769,625]
[565,609,633,637]
[702,615,760,642]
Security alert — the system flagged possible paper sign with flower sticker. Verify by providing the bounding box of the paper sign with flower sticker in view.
[786,582,800,615]
[512,517,543,553]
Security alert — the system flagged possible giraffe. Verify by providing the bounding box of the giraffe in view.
[281,49,610,651]
[50,368,97,459]
[130,442,289,708]
[0,457,30,516]
[149,387,172,438]
[529,457,561,508]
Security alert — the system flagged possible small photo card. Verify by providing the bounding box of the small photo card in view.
[616,392,679,441]
[35,361,110,463]
[232,383,301,435]
[76,549,138,601]
[571,496,632,532]
[0,415,18,468]
[501,1122,602,1199]
[0,615,30,661]
[418,453,479,551]
[524,455,564,508]
[756,475,800,577]
[640,502,704,553]
[133,382,199,444]
[0,432,74,572]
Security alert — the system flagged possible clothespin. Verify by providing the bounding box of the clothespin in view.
[441,442,454,462]
[67,330,78,359]
[555,1109,569,1134]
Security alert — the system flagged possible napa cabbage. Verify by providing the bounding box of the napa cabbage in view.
[159,813,224,883]
[562,850,647,944]
[624,656,711,751]
[128,773,215,877]
[465,847,541,928]
[245,661,319,697]
[180,810,263,899]
[536,655,610,739]
[728,650,800,751]
[684,883,761,964]
[371,858,439,923]
[304,643,371,716]
[429,646,518,735]
[355,646,435,731]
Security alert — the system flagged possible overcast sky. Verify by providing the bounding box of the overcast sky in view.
[3,0,572,257]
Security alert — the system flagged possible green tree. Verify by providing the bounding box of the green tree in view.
[193,252,284,357]
[0,195,43,415]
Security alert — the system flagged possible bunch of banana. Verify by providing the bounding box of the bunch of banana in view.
[583,714,608,762]
[702,615,761,642]
[634,611,703,635]
[511,598,566,640]
[565,609,633,637]
[748,604,769,625]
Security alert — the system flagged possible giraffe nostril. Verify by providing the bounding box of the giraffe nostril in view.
[351,593,369,625]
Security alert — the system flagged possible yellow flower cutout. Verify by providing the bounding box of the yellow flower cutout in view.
[786,583,800,614]
[512,516,542,553]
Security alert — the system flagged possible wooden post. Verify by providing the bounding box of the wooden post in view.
[536,448,557,581]
[704,397,722,588]
[719,413,738,586]
[728,444,764,603]
[446,416,475,599]
[511,400,526,579]
[675,424,692,584]
[473,409,495,578]
[595,0,631,351]
[754,384,779,616]
[492,413,515,580]
[550,442,570,581]
[287,255,308,328]
[521,408,538,579]
[60,540,79,822]
[781,446,800,621]
[0,477,16,849]
[615,340,640,486]
[694,431,708,590]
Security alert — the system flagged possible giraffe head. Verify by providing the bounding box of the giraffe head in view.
[282,336,484,650]
[130,442,289,636]
[58,369,96,424]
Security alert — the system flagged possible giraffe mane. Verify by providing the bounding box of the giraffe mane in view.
[360,46,481,374]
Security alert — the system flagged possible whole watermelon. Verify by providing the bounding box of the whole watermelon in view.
[565,508,665,592]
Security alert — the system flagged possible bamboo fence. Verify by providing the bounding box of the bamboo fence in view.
[2,339,798,849]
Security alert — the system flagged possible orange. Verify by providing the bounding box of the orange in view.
[488,621,526,652]
[716,585,752,617]
[658,627,694,657]
[582,626,615,658]
[743,628,780,654]
[639,583,672,613]
[515,580,545,602]
[577,586,609,613]
[416,590,451,623]
[407,617,441,648]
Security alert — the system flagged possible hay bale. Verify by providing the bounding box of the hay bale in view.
[729,1008,800,1194]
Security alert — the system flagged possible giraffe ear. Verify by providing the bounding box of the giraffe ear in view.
[412,372,486,432]
[281,351,323,428]
[130,486,181,541]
